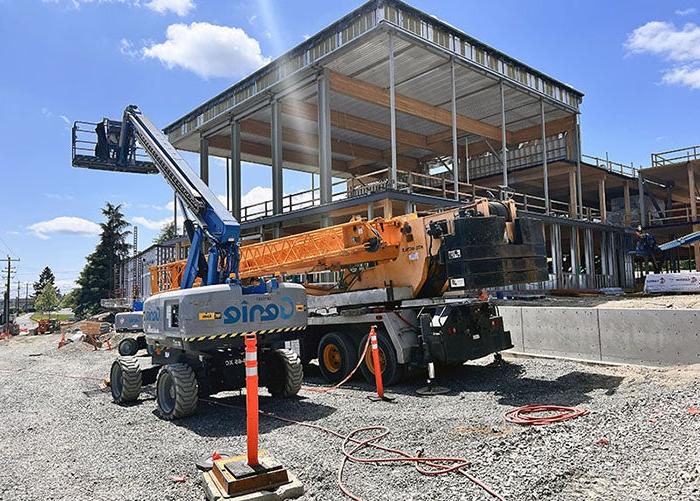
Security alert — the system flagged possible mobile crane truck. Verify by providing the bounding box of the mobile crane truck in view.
[151,198,548,387]
[72,106,307,419]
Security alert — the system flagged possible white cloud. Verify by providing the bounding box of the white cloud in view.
[241,186,272,208]
[625,20,700,90]
[28,217,101,239]
[142,22,270,79]
[676,8,697,16]
[43,0,194,16]
[41,107,71,128]
[661,65,700,89]
[119,38,140,58]
[145,0,194,16]
[45,193,74,201]
[132,215,172,230]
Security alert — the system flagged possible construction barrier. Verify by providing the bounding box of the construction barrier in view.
[368,325,384,399]
[244,333,259,466]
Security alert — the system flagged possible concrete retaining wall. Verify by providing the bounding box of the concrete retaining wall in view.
[499,306,700,366]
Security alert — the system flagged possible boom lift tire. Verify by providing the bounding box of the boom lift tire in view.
[358,331,404,386]
[317,332,358,383]
[110,357,142,404]
[266,349,303,398]
[118,337,139,356]
[156,363,198,420]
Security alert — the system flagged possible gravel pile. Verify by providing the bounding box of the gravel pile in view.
[0,333,698,500]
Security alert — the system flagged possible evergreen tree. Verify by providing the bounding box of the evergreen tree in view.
[153,221,176,244]
[35,283,59,313]
[33,266,58,298]
[74,203,131,318]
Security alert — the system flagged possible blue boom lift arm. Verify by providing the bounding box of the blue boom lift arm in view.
[72,105,240,289]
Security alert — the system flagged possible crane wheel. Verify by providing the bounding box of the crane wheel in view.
[358,331,404,386]
[118,337,139,356]
[318,332,358,383]
[156,363,198,420]
[266,349,303,397]
[110,357,142,404]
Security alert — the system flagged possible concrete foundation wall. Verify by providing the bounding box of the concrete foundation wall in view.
[499,306,700,366]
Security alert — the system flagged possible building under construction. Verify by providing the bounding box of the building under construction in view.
[112,0,699,298]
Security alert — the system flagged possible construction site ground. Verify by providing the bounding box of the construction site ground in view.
[494,292,700,310]
[1,333,699,501]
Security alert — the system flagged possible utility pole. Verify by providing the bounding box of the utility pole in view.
[16,280,20,313]
[2,256,20,333]
[25,282,29,312]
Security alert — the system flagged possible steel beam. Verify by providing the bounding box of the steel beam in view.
[271,99,283,215]
[229,120,242,220]
[317,71,333,204]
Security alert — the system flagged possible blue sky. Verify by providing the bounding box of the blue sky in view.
[1,0,699,292]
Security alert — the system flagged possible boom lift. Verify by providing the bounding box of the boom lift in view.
[72,106,307,419]
[150,198,548,386]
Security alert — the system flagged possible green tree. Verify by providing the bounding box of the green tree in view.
[74,203,131,318]
[59,288,79,310]
[153,221,176,244]
[33,266,58,298]
[35,283,59,313]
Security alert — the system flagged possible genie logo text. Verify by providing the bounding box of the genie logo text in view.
[223,296,295,325]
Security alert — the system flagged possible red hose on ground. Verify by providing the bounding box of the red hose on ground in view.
[203,399,505,501]
[304,335,371,394]
[504,404,589,425]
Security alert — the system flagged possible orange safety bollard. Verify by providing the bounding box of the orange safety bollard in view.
[244,333,260,466]
[368,325,384,399]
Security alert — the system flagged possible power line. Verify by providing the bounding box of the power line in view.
[0,235,17,259]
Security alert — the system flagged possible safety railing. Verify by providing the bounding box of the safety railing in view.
[651,145,700,167]
[469,136,569,180]
[646,206,697,226]
[239,167,604,224]
[582,154,638,178]
[71,120,156,172]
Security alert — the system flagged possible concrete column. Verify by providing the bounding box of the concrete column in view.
[271,99,283,215]
[229,121,241,220]
[638,172,646,227]
[500,80,508,190]
[541,100,550,214]
[450,58,459,200]
[200,135,209,185]
[623,181,631,227]
[598,175,607,223]
[317,71,332,205]
[388,33,398,190]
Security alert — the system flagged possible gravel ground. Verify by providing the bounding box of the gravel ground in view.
[1,333,699,501]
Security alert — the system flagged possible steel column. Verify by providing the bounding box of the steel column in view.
[570,227,580,279]
[638,172,646,227]
[388,33,398,189]
[500,80,508,190]
[450,58,459,200]
[584,228,595,276]
[575,115,583,218]
[464,136,470,185]
[540,100,549,214]
[550,223,563,279]
[271,99,283,215]
[229,120,241,220]
[317,71,332,205]
[200,135,209,185]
